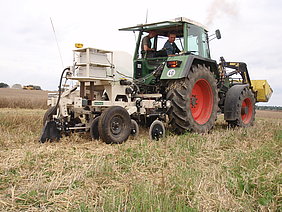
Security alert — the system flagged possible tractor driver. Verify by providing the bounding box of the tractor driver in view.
[163,32,180,56]
[141,30,157,58]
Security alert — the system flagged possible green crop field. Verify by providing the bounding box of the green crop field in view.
[0,107,281,211]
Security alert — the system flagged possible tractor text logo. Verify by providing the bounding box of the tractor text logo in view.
[167,69,176,77]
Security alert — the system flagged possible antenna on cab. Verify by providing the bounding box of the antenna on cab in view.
[145,9,148,24]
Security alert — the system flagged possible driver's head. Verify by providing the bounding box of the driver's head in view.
[148,31,157,38]
[168,32,177,43]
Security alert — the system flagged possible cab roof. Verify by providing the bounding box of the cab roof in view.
[119,17,208,35]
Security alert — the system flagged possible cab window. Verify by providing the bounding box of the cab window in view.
[187,24,210,58]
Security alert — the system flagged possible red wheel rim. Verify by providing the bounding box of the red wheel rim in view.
[190,79,213,124]
[241,97,253,124]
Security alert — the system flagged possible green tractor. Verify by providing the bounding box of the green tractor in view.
[40,17,272,143]
[120,17,271,134]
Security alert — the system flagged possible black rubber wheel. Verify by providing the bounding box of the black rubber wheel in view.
[43,106,56,126]
[227,87,256,127]
[167,64,218,133]
[90,116,100,139]
[98,106,131,144]
[149,120,165,140]
[130,119,139,138]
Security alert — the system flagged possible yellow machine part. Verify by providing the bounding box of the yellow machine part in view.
[75,43,83,48]
[251,80,273,102]
[23,86,33,90]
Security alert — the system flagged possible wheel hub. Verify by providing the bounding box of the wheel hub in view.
[241,97,253,124]
[110,117,123,135]
[190,95,198,108]
[152,126,163,139]
[150,121,165,140]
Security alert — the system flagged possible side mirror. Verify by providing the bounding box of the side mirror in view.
[215,29,221,39]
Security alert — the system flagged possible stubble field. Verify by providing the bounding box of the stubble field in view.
[0,89,281,211]
[0,88,49,109]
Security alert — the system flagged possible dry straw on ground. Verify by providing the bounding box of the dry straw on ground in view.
[0,88,49,109]
[0,108,281,211]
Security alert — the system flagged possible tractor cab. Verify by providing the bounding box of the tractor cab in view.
[119,17,211,87]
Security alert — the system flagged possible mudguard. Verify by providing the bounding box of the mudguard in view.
[224,84,249,121]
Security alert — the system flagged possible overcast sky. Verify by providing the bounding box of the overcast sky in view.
[0,0,281,106]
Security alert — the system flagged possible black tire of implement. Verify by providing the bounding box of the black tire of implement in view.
[149,120,165,140]
[98,106,131,144]
[90,116,100,140]
[227,87,256,127]
[166,64,218,134]
[42,106,56,126]
[130,119,139,138]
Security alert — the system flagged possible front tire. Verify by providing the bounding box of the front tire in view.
[167,64,218,133]
[227,87,256,127]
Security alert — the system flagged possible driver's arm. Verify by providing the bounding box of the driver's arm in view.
[143,44,154,51]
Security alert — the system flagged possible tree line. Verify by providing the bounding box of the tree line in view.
[256,106,282,111]
[0,82,41,90]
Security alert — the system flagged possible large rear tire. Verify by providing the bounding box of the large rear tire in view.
[227,87,256,127]
[167,64,218,133]
[98,106,131,144]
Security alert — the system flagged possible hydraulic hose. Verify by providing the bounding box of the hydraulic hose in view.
[48,67,70,119]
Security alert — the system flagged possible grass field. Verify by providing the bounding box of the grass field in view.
[0,107,281,211]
